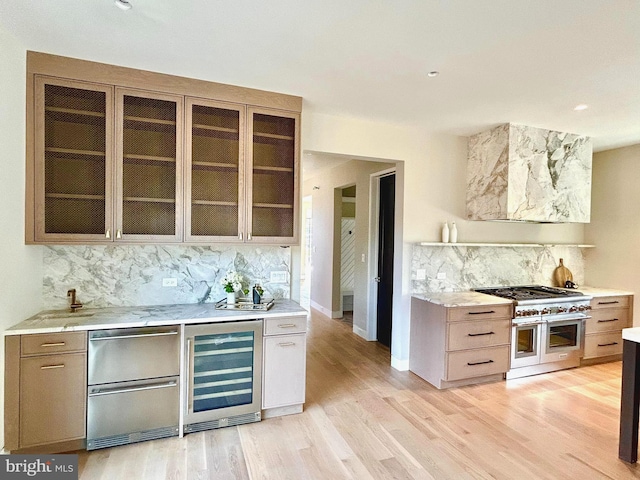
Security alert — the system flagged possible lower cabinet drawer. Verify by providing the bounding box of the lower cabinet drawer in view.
[445,346,510,381]
[264,316,307,336]
[584,332,623,359]
[446,320,510,351]
[586,308,629,334]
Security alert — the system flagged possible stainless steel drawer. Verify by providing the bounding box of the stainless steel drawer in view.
[88,326,179,385]
[87,376,179,449]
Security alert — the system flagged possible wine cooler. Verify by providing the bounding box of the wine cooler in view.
[183,320,263,433]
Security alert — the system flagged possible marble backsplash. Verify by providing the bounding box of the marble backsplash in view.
[44,245,291,309]
[411,245,585,294]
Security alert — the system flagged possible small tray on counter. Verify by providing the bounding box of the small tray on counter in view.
[215,298,275,311]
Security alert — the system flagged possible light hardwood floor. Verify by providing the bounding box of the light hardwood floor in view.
[77,309,639,479]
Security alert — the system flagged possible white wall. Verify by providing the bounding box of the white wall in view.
[303,158,394,330]
[0,27,44,448]
[585,144,640,322]
[302,111,586,368]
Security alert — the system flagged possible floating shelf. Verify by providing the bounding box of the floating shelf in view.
[46,147,105,157]
[46,106,105,118]
[123,197,175,204]
[192,200,237,207]
[253,132,294,141]
[417,242,595,248]
[253,203,293,209]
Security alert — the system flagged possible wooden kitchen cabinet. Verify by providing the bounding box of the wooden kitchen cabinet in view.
[247,108,300,243]
[262,315,307,417]
[410,298,512,389]
[5,331,87,453]
[26,52,302,245]
[33,76,114,242]
[583,294,633,363]
[116,88,183,242]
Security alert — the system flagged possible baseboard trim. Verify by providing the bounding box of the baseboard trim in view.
[352,325,369,340]
[310,301,331,318]
[391,356,409,371]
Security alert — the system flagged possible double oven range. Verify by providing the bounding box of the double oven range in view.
[475,285,592,379]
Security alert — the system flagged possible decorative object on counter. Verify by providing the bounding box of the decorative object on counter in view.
[253,284,264,304]
[450,222,458,243]
[221,270,244,304]
[553,258,573,287]
[441,222,449,243]
[215,298,274,311]
[564,280,578,289]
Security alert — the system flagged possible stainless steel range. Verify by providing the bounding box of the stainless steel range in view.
[474,285,592,379]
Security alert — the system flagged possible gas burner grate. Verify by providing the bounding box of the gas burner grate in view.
[474,285,583,301]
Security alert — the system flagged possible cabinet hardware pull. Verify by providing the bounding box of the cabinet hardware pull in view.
[186,338,193,414]
[598,301,619,305]
[597,318,619,323]
[239,233,243,241]
[467,359,494,366]
[90,331,178,341]
[105,229,111,239]
[468,331,495,337]
[278,342,296,347]
[116,230,122,239]
[88,381,177,397]
[248,233,252,241]
[598,342,619,347]
[40,342,66,347]
[278,324,297,328]
[41,364,65,370]
[468,311,495,315]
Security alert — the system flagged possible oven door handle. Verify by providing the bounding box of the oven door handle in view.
[512,321,544,327]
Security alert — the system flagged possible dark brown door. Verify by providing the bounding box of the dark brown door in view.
[376,174,395,347]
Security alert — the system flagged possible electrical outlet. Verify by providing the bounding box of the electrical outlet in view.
[416,269,426,280]
[162,277,178,287]
[437,272,446,280]
[270,271,288,283]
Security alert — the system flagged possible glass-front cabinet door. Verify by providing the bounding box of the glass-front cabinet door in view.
[115,88,183,242]
[185,98,245,242]
[34,76,114,242]
[246,107,300,244]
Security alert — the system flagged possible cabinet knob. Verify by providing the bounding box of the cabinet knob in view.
[239,232,243,241]
[116,230,122,239]
[105,229,111,239]
[248,233,252,241]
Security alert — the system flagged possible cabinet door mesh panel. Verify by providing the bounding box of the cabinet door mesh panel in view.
[190,105,240,237]
[252,114,295,237]
[44,84,106,234]
[122,95,177,235]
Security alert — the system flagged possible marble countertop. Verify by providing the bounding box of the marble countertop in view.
[413,285,633,308]
[412,291,514,308]
[5,299,308,336]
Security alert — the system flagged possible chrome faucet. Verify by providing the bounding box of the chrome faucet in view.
[67,289,83,312]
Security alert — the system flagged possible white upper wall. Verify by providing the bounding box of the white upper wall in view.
[0,25,44,448]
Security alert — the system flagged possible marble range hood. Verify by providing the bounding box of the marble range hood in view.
[466,123,592,223]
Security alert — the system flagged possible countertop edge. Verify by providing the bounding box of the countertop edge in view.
[4,301,309,336]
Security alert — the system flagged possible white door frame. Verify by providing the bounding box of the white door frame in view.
[366,167,397,342]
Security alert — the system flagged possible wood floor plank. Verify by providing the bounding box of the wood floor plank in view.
[77,308,640,479]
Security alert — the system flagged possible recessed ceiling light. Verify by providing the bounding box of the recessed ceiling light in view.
[574,104,588,111]
[427,71,440,78]
[114,0,132,10]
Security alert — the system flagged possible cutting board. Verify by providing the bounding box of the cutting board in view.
[553,258,573,287]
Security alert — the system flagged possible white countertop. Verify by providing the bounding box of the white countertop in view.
[623,328,640,343]
[413,285,633,308]
[412,291,514,308]
[5,299,308,336]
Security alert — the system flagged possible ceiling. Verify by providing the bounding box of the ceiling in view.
[1,0,639,152]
